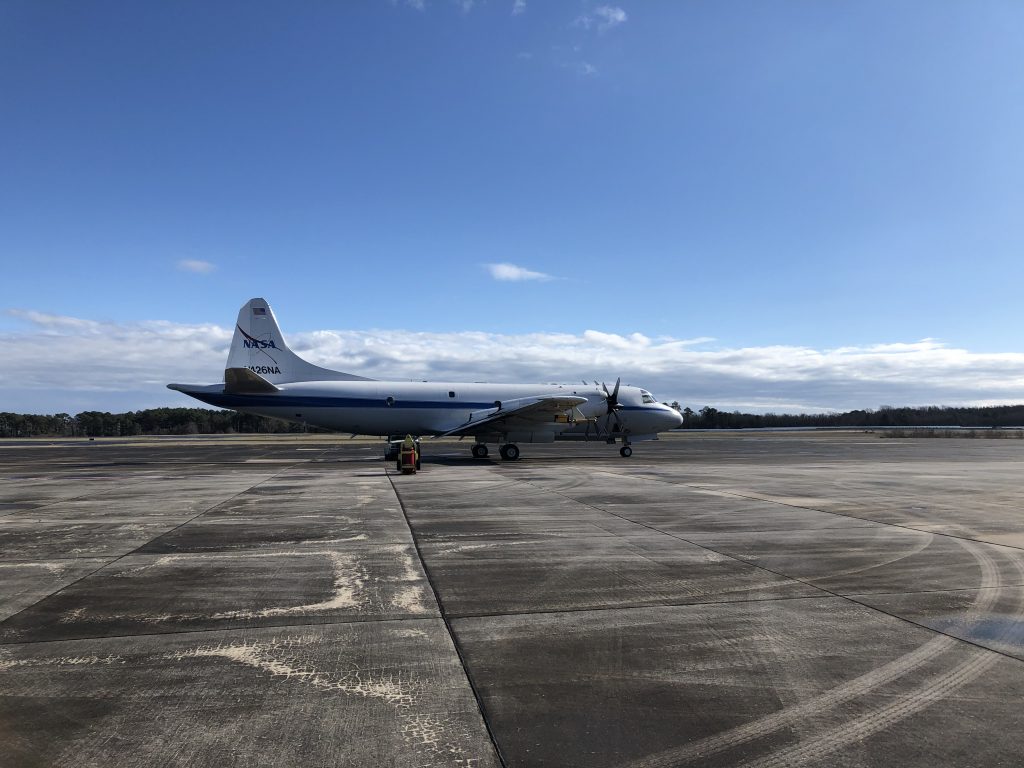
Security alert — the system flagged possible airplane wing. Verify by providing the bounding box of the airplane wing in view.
[441,395,588,437]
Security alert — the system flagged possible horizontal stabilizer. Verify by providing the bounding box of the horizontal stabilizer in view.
[224,367,281,394]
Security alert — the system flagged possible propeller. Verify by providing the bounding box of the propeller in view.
[601,377,625,435]
[585,377,624,439]
[601,378,622,415]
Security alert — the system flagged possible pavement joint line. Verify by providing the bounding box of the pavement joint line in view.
[386,466,509,768]
[120,540,430,556]
[0,556,120,564]
[841,583,1024,597]
[0,455,320,632]
[516,475,845,598]
[0,476,161,518]
[14,578,1020,646]
[442,592,839,620]
[0,613,445,648]
[415,523,882,537]
[660,528,1024,669]
[838,591,1024,667]
[601,469,1024,554]
[669,523,882,534]
[532,472,1024,668]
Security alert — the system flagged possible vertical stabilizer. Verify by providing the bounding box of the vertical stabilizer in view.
[226,298,373,384]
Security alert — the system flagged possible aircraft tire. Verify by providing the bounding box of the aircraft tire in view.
[620,446,632,458]
[472,444,489,459]
[503,444,520,461]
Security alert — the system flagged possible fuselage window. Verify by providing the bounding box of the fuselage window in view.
[449,391,456,398]
[385,396,395,406]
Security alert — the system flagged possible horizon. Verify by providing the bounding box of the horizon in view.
[9,401,1024,420]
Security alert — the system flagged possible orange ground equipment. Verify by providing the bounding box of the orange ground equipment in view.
[398,435,419,474]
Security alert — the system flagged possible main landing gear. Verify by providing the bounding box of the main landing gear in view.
[498,444,521,461]
[471,441,631,460]
[470,443,520,460]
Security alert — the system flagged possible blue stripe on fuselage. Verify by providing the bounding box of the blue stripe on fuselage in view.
[190,392,500,410]
[186,391,659,412]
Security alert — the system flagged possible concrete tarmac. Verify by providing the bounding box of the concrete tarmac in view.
[2,432,1024,766]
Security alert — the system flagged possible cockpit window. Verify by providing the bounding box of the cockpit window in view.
[641,391,657,404]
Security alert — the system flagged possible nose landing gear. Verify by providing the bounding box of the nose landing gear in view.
[619,434,633,458]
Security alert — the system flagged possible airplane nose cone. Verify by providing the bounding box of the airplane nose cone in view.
[662,407,683,430]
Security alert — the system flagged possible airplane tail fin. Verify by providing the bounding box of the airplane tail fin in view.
[225,298,374,385]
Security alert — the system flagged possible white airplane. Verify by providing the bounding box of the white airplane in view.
[168,298,683,460]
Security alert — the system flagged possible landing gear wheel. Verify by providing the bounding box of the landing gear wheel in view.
[500,444,520,461]
[472,444,489,459]
[620,446,632,458]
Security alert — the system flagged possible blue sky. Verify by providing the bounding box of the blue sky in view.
[3,1,1024,413]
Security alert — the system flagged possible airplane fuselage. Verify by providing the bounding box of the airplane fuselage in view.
[179,379,680,440]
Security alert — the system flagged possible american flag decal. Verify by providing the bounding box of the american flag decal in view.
[253,307,267,315]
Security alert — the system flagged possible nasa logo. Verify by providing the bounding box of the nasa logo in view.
[237,325,278,349]
[249,365,282,375]
[242,339,277,349]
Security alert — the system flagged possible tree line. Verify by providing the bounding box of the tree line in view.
[0,409,317,438]
[667,403,1024,430]
[3,403,1024,438]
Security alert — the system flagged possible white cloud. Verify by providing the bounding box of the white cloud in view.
[583,330,651,350]
[176,259,216,274]
[5,310,1024,414]
[594,5,627,30]
[512,0,526,15]
[485,263,554,282]
[558,59,597,76]
[7,310,102,332]
[574,5,627,32]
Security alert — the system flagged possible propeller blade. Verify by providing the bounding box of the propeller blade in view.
[600,379,623,414]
